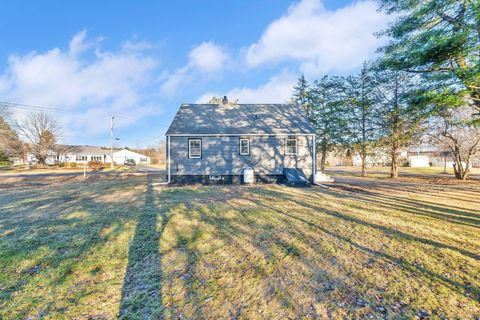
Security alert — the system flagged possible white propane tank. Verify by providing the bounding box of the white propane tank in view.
[243,167,254,184]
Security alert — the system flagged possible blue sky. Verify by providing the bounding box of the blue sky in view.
[0,0,389,147]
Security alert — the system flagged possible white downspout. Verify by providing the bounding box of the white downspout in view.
[153,135,171,185]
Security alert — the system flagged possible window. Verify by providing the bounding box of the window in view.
[285,138,297,155]
[76,155,88,162]
[239,138,250,156]
[188,138,202,158]
[91,155,103,161]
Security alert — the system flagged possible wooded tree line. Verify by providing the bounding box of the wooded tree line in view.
[294,0,480,180]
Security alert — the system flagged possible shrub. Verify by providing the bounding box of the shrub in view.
[58,162,67,168]
[0,160,12,166]
[69,162,78,168]
[88,161,104,170]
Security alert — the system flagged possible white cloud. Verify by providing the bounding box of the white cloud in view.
[196,70,297,104]
[0,30,161,141]
[161,41,228,95]
[68,29,90,56]
[245,0,389,75]
[188,42,228,73]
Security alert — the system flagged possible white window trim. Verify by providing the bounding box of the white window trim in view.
[285,138,298,155]
[188,138,202,159]
[239,138,250,156]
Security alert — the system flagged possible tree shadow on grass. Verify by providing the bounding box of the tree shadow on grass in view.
[119,175,168,319]
[247,187,480,301]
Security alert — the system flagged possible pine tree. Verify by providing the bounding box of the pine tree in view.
[344,62,379,176]
[374,69,429,178]
[378,0,480,113]
[292,74,312,118]
[309,76,348,172]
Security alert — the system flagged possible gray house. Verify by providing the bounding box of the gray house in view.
[165,99,317,184]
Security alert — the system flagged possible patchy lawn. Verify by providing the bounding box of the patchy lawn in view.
[0,175,479,319]
[326,166,480,180]
[0,164,136,176]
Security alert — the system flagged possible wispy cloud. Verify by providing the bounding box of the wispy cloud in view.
[161,41,229,95]
[0,30,162,141]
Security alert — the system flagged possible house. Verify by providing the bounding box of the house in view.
[165,99,317,184]
[23,145,150,165]
[113,149,151,165]
[407,144,449,167]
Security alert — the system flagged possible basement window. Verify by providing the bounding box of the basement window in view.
[188,138,202,159]
[285,138,297,155]
[239,138,250,156]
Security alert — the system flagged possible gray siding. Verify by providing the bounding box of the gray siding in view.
[169,135,314,176]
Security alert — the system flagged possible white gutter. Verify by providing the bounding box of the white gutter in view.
[166,133,316,137]
[153,135,171,185]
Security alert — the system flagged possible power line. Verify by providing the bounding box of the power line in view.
[0,100,115,117]
[0,100,172,126]
[0,100,72,113]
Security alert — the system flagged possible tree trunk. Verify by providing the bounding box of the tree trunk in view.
[320,139,328,172]
[360,152,367,177]
[390,143,398,179]
[452,152,470,180]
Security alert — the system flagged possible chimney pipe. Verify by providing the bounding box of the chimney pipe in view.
[222,96,228,104]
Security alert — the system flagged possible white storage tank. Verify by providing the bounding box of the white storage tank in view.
[243,167,254,184]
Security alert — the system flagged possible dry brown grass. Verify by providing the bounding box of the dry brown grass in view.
[0,174,479,319]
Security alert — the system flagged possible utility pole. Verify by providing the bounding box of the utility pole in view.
[110,116,115,169]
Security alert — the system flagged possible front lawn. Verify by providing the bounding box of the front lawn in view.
[0,175,479,319]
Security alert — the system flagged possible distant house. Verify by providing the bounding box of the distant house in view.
[407,144,449,167]
[23,145,150,165]
[112,149,151,165]
[165,98,317,184]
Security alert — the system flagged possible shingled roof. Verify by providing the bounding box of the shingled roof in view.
[166,103,316,135]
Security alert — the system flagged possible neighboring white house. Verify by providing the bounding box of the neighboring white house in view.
[23,145,150,165]
[112,149,150,165]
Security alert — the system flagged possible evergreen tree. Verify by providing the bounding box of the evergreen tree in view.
[309,76,348,172]
[377,0,480,113]
[292,74,311,118]
[374,69,429,178]
[344,62,380,176]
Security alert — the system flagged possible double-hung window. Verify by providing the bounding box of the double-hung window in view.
[188,138,202,158]
[285,138,297,155]
[76,155,88,161]
[239,138,250,156]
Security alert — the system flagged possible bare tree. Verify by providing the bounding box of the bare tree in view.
[16,112,61,164]
[430,106,480,180]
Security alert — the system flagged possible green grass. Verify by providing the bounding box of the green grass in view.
[326,166,480,178]
[0,175,479,319]
[0,164,136,175]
